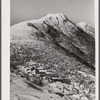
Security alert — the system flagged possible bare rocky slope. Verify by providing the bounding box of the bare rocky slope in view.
[10,14,95,100]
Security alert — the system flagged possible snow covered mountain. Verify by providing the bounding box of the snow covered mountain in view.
[10,14,95,100]
[11,14,95,69]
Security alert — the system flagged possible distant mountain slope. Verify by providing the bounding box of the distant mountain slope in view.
[76,22,95,37]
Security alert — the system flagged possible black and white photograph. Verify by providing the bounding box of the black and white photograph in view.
[2,0,99,100]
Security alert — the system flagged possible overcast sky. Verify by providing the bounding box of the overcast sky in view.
[11,0,94,26]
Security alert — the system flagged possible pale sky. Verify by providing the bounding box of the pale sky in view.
[11,0,94,26]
